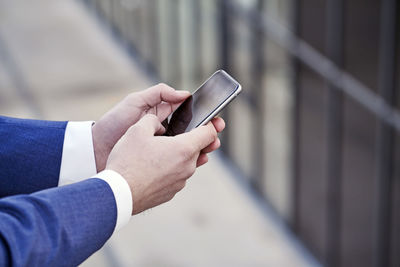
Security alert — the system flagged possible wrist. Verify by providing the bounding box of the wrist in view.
[92,122,113,172]
[106,166,135,215]
[92,169,133,229]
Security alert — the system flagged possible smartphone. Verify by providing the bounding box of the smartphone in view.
[165,70,242,136]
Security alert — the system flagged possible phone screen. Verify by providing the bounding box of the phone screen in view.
[165,70,240,136]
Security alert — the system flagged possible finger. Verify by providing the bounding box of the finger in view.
[178,122,217,152]
[211,117,225,133]
[140,83,190,107]
[202,138,221,153]
[155,100,185,121]
[196,153,209,167]
[134,114,165,136]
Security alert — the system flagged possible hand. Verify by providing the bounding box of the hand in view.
[196,116,225,167]
[92,84,190,172]
[106,114,219,215]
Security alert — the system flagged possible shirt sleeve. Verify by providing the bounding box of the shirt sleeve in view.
[59,121,97,186]
[91,170,132,232]
[59,121,133,232]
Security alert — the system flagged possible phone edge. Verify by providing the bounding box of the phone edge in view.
[198,83,242,127]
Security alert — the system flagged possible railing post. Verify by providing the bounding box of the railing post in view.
[290,0,302,233]
[373,0,398,266]
[324,0,345,266]
[219,0,232,156]
[251,0,266,190]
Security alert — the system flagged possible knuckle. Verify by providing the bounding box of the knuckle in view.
[157,83,168,90]
[177,180,186,191]
[166,193,175,202]
[191,162,197,174]
[178,147,188,159]
[177,142,193,160]
[215,138,221,149]
[185,163,196,177]
[157,83,174,93]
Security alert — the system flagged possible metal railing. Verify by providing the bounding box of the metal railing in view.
[82,0,399,266]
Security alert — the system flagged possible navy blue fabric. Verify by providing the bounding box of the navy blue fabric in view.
[0,178,117,266]
[0,116,67,197]
[0,117,118,266]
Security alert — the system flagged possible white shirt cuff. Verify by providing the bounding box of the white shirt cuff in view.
[60,121,133,233]
[59,121,97,186]
[92,170,133,232]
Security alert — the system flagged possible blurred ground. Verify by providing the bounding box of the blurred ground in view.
[0,0,317,266]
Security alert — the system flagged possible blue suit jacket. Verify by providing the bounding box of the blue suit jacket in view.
[0,116,117,266]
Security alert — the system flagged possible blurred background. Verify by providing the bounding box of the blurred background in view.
[0,0,399,266]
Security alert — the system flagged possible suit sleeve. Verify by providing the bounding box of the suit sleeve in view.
[0,178,117,267]
[0,116,67,197]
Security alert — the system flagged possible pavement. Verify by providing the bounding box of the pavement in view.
[0,0,317,266]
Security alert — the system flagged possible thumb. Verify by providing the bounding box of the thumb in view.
[177,122,217,152]
[141,83,191,106]
[134,114,165,136]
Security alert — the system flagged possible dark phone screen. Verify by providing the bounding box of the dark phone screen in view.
[165,71,239,136]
